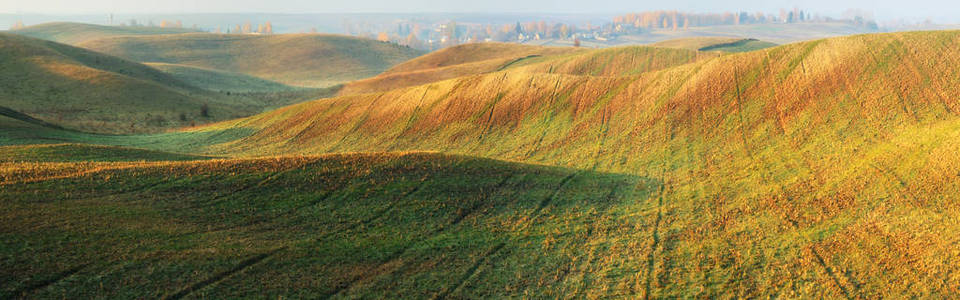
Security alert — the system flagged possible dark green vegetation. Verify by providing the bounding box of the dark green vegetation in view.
[80,34,426,88]
[3,29,960,298]
[10,22,202,45]
[1,153,648,298]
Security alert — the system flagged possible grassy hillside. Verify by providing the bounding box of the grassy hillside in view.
[651,37,777,52]
[698,38,778,52]
[80,33,426,88]
[4,30,960,297]
[0,33,339,134]
[340,43,581,95]
[118,30,960,297]
[146,62,298,93]
[1,153,645,298]
[340,43,711,95]
[11,22,202,45]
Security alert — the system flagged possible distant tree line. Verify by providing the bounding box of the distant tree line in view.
[612,8,878,31]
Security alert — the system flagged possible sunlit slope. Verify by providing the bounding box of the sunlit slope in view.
[2,153,651,298]
[385,43,579,74]
[340,43,581,95]
[10,22,202,45]
[80,33,425,88]
[340,44,712,95]
[162,31,960,297]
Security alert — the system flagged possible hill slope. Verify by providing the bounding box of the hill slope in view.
[2,153,642,298]
[80,33,426,88]
[339,43,582,95]
[133,31,960,297]
[145,62,298,93]
[4,30,960,297]
[0,33,221,133]
[10,22,202,45]
[0,33,335,133]
[339,43,714,95]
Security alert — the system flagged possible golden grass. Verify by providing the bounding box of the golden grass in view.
[124,30,960,297]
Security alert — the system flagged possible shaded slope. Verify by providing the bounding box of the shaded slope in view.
[1,153,647,298]
[0,143,211,162]
[146,62,298,93]
[147,31,960,297]
[80,33,426,88]
[11,22,202,45]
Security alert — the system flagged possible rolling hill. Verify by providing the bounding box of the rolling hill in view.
[339,43,715,95]
[10,22,202,45]
[0,33,224,133]
[107,30,960,297]
[0,33,340,134]
[3,30,960,298]
[79,33,426,88]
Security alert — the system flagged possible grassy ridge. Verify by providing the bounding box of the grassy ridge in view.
[1,153,650,298]
[339,43,582,95]
[0,33,242,133]
[80,33,426,88]
[340,44,714,95]
[10,22,202,45]
[0,33,342,133]
[652,37,777,52]
[133,31,960,297]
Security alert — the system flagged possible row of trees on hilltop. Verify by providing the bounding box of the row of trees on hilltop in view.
[211,22,274,34]
[613,8,879,31]
[363,20,587,51]
[613,9,815,30]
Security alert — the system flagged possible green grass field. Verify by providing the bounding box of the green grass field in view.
[3,29,960,298]
[10,22,202,45]
[80,33,426,88]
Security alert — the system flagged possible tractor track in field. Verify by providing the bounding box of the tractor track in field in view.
[433,242,507,300]
[810,247,858,300]
[870,163,920,205]
[643,180,667,300]
[439,171,577,298]
[320,172,516,299]
[164,247,286,300]
[314,180,427,243]
[778,198,861,299]
[12,264,87,297]
[532,172,579,216]
[568,181,632,298]
[450,174,515,226]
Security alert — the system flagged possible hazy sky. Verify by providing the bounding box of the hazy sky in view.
[2,0,957,22]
